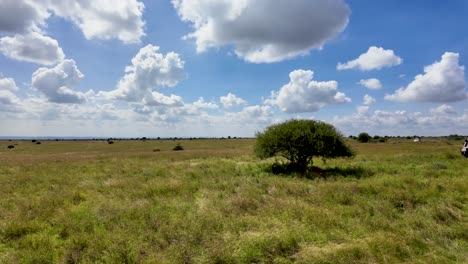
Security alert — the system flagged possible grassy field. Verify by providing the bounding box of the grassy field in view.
[0,138,467,263]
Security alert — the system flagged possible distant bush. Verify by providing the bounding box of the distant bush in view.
[448,134,465,141]
[31,139,36,143]
[153,148,161,152]
[7,145,14,149]
[36,142,41,145]
[357,133,371,143]
[108,141,114,144]
[379,138,387,143]
[173,144,184,151]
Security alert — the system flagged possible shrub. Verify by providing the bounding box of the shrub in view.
[255,119,354,174]
[173,144,184,151]
[153,148,161,152]
[357,133,371,143]
[7,145,15,149]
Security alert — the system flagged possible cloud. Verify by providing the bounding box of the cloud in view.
[220,93,247,108]
[142,92,184,107]
[226,105,273,124]
[31,59,89,104]
[333,109,417,135]
[0,32,65,65]
[337,46,402,71]
[430,104,456,115]
[102,45,185,102]
[385,52,467,102]
[363,94,376,106]
[193,97,218,109]
[0,0,48,34]
[0,77,20,106]
[173,0,350,63]
[0,77,18,92]
[0,0,145,44]
[359,78,382,90]
[45,0,145,43]
[269,69,350,113]
[333,107,468,136]
[356,105,369,115]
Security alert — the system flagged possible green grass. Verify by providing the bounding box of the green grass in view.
[0,139,467,263]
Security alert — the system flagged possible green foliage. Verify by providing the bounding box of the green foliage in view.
[448,134,465,141]
[172,144,184,151]
[255,119,354,173]
[357,132,371,143]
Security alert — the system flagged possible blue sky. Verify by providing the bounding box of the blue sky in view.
[0,0,467,137]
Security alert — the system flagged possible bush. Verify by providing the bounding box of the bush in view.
[173,144,184,151]
[357,133,371,143]
[255,119,354,174]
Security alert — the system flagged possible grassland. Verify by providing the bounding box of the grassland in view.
[0,138,467,263]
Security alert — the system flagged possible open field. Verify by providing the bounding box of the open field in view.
[0,139,467,263]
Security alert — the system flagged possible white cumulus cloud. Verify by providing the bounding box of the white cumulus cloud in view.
[385,52,467,103]
[142,92,184,107]
[103,44,185,102]
[0,0,145,44]
[193,97,218,109]
[45,0,145,43]
[220,93,247,108]
[337,46,402,71]
[333,107,468,136]
[226,105,273,124]
[0,77,18,92]
[173,0,350,63]
[32,59,89,104]
[0,0,49,34]
[363,94,376,106]
[359,78,382,90]
[0,32,65,65]
[430,104,456,115]
[0,77,21,108]
[270,69,351,113]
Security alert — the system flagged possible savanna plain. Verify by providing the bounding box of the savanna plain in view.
[0,138,467,263]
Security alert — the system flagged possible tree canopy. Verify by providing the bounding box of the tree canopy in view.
[357,132,371,143]
[255,119,354,174]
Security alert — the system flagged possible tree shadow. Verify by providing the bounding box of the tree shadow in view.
[319,166,374,179]
[262,162,374,179]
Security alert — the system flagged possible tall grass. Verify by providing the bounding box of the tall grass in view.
[0,139,466,263]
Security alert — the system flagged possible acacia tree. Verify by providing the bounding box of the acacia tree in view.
[357,132,371,143]
[255,119,354,174]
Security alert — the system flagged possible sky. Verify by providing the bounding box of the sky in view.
[0,0,467,138]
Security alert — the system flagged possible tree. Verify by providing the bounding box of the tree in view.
[255,119,354,174]
[357,132,371,143]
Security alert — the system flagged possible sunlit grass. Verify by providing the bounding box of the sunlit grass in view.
[0,139,467,263]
